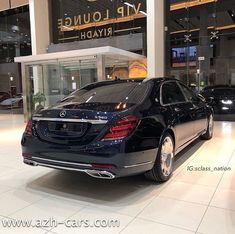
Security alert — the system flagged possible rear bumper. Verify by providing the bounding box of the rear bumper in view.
[23,156,155,179]
[22,136,157,179]
[24,158,116,179]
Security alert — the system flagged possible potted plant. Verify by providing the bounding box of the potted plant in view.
[33,92,46,111]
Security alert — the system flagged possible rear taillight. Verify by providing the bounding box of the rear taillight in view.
[102,115,139,140]
[25,120,33,135]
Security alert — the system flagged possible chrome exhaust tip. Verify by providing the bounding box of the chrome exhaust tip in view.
[86,170,115,180]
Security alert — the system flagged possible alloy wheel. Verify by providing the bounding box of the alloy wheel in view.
[208,115,214,137]
[160,136,174,177]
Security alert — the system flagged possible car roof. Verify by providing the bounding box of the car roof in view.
[77,77,179,92]
[80,78,144,91]
[203,85,235,91]
[86,77,178,86]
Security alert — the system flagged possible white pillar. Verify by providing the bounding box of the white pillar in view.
[97,55,106,81]
[147,0,165,78]
[29,0,50,55]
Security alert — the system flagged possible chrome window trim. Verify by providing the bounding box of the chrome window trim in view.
[123,161,153,168]
[160,80,188,107]
[32,117,108,124]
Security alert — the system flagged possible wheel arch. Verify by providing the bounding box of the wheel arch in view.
[157,127,176,152]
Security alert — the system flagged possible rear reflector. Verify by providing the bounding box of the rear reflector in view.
[92,164,115,169]
[25,120,33,135]
[22,153,32,159]
[102,115,139,140]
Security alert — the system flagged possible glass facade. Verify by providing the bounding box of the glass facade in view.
[8,0,235,119]
[0,5,31,64]
[23,53,145,118]
[25,58,97,115]
[167,0,235,89]
[0,5,31,113]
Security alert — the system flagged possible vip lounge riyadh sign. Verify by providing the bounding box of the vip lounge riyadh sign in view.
[53,0,146,42]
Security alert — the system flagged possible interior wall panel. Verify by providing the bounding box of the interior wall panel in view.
[0,0,10,11]
[10,0,29,8]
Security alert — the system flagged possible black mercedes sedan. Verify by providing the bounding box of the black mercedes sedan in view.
[22,78,213,182]
[201,85,235,120]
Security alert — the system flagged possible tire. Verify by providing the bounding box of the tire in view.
[145,133,175,182]
[201,114,214,140]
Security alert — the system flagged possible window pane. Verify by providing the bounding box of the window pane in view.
[179,83,195,101]
[162,82,186,104]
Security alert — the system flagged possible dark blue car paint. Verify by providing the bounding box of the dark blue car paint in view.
[22,78,213,178]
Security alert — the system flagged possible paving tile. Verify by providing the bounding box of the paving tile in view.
[138,197,207,231]
[159,181,215,205]
[121,218,194,234]
[198,207,235,234]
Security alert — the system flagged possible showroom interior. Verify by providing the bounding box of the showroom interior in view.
[0,0,235,233]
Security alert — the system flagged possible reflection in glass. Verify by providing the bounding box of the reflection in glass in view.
[167,0,235,89]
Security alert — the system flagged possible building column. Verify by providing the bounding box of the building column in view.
[165,0,171,77]
[29,0,50,55]
[215,35,229,85]
[97,55,106,81]
[147,0,165,78]
[198,8,210,86]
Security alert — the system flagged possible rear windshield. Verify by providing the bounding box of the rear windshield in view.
[62,81,150,109]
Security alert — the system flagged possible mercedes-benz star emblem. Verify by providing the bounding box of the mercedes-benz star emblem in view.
[59,110,67,118]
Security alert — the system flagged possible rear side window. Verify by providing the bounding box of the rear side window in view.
[179,83,198,102]
[161,82,186,105]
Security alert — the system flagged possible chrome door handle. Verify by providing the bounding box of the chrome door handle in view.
[174,107,181,112]
[189,104,197,110]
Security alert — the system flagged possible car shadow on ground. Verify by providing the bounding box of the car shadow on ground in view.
[26,139,205,205]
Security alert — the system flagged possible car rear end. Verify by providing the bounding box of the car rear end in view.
[21,80,157,179]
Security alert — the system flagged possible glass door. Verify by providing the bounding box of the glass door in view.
[25,57,98,118]
[59,58,97,92]
[25,64,44,118]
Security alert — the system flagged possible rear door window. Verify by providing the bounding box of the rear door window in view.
[179,83,198,102]
[161,81,186,105]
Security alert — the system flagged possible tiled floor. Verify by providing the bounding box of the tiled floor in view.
[0,114,235,234]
